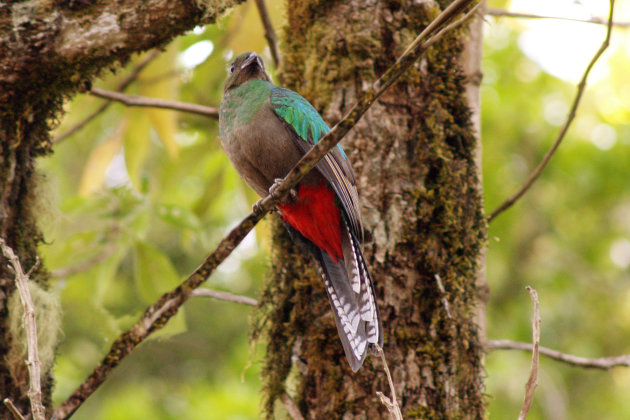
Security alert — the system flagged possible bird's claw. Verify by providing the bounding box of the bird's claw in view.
[252,179,297,215]
[252,199,266,216]
[269,178,297,203]
[268,178,283,198]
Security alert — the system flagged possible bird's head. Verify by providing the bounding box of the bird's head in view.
[224,52,271,92]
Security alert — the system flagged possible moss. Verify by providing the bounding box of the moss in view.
[258,0,487,417]
[405,404,445,419]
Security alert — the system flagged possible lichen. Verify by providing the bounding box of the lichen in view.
[6,282,62,391]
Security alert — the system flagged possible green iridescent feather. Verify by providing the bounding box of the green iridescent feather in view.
[270,87,347,158]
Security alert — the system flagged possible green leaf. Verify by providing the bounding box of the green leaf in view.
[123,110,151,192]
[133,241,179,302]
[133,241,186,337]
[94,244,128,304]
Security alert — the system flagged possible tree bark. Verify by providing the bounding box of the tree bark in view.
[0,1,242,418]
[257,0,486,418]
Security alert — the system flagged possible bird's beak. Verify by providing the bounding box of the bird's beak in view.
[241,52,263,70]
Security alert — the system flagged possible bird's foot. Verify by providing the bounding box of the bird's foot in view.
[269,178,297,204]
[252,199,267,216]
[252,179,297,215]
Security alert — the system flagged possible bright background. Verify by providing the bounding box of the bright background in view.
[41,0,630,418]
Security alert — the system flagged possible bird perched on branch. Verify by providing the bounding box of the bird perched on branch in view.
[219,52,383,371]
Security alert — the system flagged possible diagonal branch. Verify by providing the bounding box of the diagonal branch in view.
[3,399,26,420]
[486,8,630,28]
[53,50,160,144]
[0,239,45,420]
[89,88,219,118]
[488,0,615,222]
[54,211,264,420]
[254,0,281,68]
[486,340,630,370]
[53,1,477,418]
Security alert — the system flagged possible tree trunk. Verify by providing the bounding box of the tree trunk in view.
[257,0,487,418]
[0,1,241,418]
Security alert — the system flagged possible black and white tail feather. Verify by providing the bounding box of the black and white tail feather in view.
[283,220,383,371]
[315,219,383,372]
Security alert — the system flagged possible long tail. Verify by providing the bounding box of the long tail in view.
[315,220,383,372]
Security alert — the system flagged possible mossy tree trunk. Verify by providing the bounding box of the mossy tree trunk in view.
[0,1,241,418]
[258,0,486,418]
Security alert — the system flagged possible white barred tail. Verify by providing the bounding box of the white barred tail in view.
[316,219,383,372]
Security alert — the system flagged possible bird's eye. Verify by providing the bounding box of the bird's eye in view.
[229,64,235,74]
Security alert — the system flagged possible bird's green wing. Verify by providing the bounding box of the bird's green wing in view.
[270,87,363,239]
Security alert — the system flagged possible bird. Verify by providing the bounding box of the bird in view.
[219,51,383,371]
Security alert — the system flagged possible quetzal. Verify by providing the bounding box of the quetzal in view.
[219,52,383,371]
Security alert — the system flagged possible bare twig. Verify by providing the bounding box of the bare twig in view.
[0,239,45,420]
[53,2,477,418]
[488,0,615,222]
[434,274,452,318]
[89,88,220,118]
[190,288,258,306]
[54,50,160,143]
[281,393,304,420]
[486,340,630,370]
[414,3,482,55]
[3,398,26,420]
[486,8,630,28]
[254,0,280,68]
[518,286,540,420]
[375,344,403,420]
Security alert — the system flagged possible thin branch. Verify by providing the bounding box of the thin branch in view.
[53,2,477,418]
[488,0,615,222]
[3,398,26,420]
[281,393,304,420]
[486,340,630,370]
[0,239,45,420]
[434,274,452,318]
[190,288,258,306]
[486,8,630,28]
[254,0,280,68]
[89,88,219,118]
[375,345,403,420]
[519,286,540,420]
[412,3,482,56]
[54,50,160,143]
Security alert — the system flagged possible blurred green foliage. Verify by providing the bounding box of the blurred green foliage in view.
[482,3,630,418]
[40,0,629,418]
